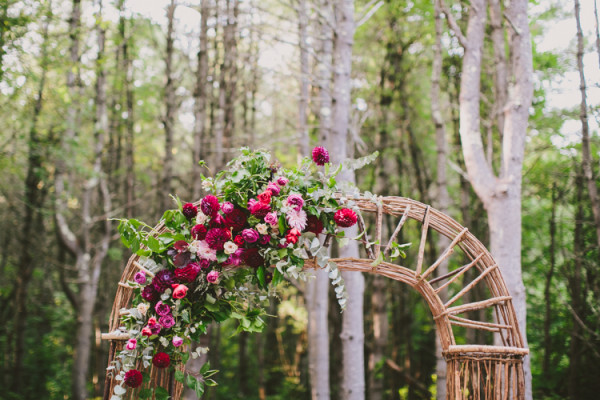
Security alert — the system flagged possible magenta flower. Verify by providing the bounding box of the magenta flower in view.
[207,270,220,283]
[277,177,289,186]
[205,228,231,251]
[312,146,330,165]
[260,235,271,245]
[242,228,259,243]
[286,194,304,211]
[141,285,159,302]
[134,271,147,285]
[200,195,220,216]
[264,212,278,226]
[126,338,137,350]
[172,336,184,348]
[182,202,198,219]
[222,201,234,214]
[267,182,281,196]
[226,248,244,266]
[155,301,171,316]
[159,314,175,329]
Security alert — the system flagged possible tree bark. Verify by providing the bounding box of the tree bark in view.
[574,0,600,251]
[431,2,450,398]
[330,1,364,399]
[162,0,177,210]
[11,1,52,392]
[192,0,210,199]
[455,0,533,398]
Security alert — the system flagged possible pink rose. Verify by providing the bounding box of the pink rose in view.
[172,336,184,347]
[207,270,220,284]
[222,201,234,214]
[159,314,175,329]
[277,177,289,186]
[141,327,152,337]
[134,271,147,285]
[264,212,278,226]
[242,228,259,243]
[171,284,188,299]
[126,338,137,350]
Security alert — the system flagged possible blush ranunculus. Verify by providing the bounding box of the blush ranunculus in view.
[152,352,171,368]
[171,284,189,299]
[334,208,358,228]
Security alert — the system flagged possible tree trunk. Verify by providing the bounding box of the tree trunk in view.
[574,0,600,250]
[456,0,533,398]
[368,275,387,400]
[330,1,364,399]
[123,10,135,218]
[11,2,51,392]
[162,0,177,210]
[431,2,450,397]
[192,0,209,199]
[297,0,310,158]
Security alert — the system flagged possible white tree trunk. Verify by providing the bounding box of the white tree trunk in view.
[457,0,533,398]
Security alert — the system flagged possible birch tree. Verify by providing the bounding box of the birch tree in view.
[329,1,364,399]
[449,0,534,397]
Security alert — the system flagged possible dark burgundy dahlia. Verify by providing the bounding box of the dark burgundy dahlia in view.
[175,262,201,283]
[152,270,175,293]
[242,247,264,268]
[249,202,271,218]
[141,285,159,302]
[306,215,324,234]
[224,208,247,232]
[191,224,208,240]
[124,369,143,388]
[312,146,330,166]
[201,195,220,216]
[205,228,231,251]
[182,202,198,219]
[152,352,171,368]
[334,208,357,228]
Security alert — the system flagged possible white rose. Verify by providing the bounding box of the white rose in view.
[188,240,201,253]
[137,303,149,315]
[223,241,238,254]
[201,180,213,190]
[256,223,268,235]
[196,212,209,224]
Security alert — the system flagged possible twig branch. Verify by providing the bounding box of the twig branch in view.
[439,0,468,48]
[356,0,384,28]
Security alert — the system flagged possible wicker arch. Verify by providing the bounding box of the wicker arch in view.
[103,196,528,399]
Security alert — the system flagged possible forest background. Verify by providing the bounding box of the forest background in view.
[1,0,599,399]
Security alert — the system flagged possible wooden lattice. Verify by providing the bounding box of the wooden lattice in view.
[102,196,528,399]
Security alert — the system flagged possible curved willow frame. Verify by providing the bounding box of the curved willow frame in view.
[103,196,528,399]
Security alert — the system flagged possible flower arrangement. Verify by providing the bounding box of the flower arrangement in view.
[108,147,380,399]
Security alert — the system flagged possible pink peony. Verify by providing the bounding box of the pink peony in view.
[134,271,147,285]
[182,203,198,219]
[172,336,184,348]
[286,194,304,211]
[155,301,171,316]
[277,177,289,186]
[242,228,259,243]
[200,195,220,216]
[207,270,220,283]
[334,208,358,228]
[249,202,271,218]
[264,212,278,226]
[171,284,189,299]
[159,314,175,329]
[126,338,137,350]
[221,201,234,214]
[267,182,281,196]
[312,146,330,166]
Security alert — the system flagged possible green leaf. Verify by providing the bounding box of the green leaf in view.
[186,374,197,389]
[278,214,286,235]
[256,265,266,288]
[154,386,170,400]
[217,252,229,263]
[146,235,160,252]
[174,370,185,383]
[200,361,211,375]
[370,251,384,267]
[272,268,283,286]
[139,388,153,399]
[195,381,205,398]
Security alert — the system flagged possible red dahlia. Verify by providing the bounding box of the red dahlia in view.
[175,262,201,283]
[182,202,198,219]
[312,146,330,166]
[242,247,264,268]
[200,195,220,216]
[124,369,143,388]
[191,224,208,240]
[233,235,245,246]
[249,202,271,218]
[205,228,231,251]
[152,352,171,368]
[334,208,357,228]
[224,208,247,232]
[306,215,324,234]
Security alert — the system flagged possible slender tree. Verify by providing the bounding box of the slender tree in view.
[451,0,534,398]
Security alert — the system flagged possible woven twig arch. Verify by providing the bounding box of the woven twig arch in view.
[103,196,528,399]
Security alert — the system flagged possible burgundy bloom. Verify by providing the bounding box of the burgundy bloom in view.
[201,195,220,216]
[334,208,357,228]
[152,352,171,369]
[175,262,201,283]
[209,213,227,228]
[205,228,231,251]
[191,224,208,240]
[182,203,198,219]
[224,208,247,232]
[265,270,273,284]
[155,301,171,316]
[198,259,211,269]
[233,235,245,246]
[152,270,175,293]
[277,177,289,186]
[124,369,143,388]
[173,240,189,252]
[306,215,324,234]
[242,248,264,268]
[267,182,281,196]
[312,146,330,166]
[141,285,159,302]
[242,228,259,243]
[226,248,244,266]
[260,235,271,245]
[249,202,271,218]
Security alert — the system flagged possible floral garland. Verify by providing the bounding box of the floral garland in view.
[108,147,381,400]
